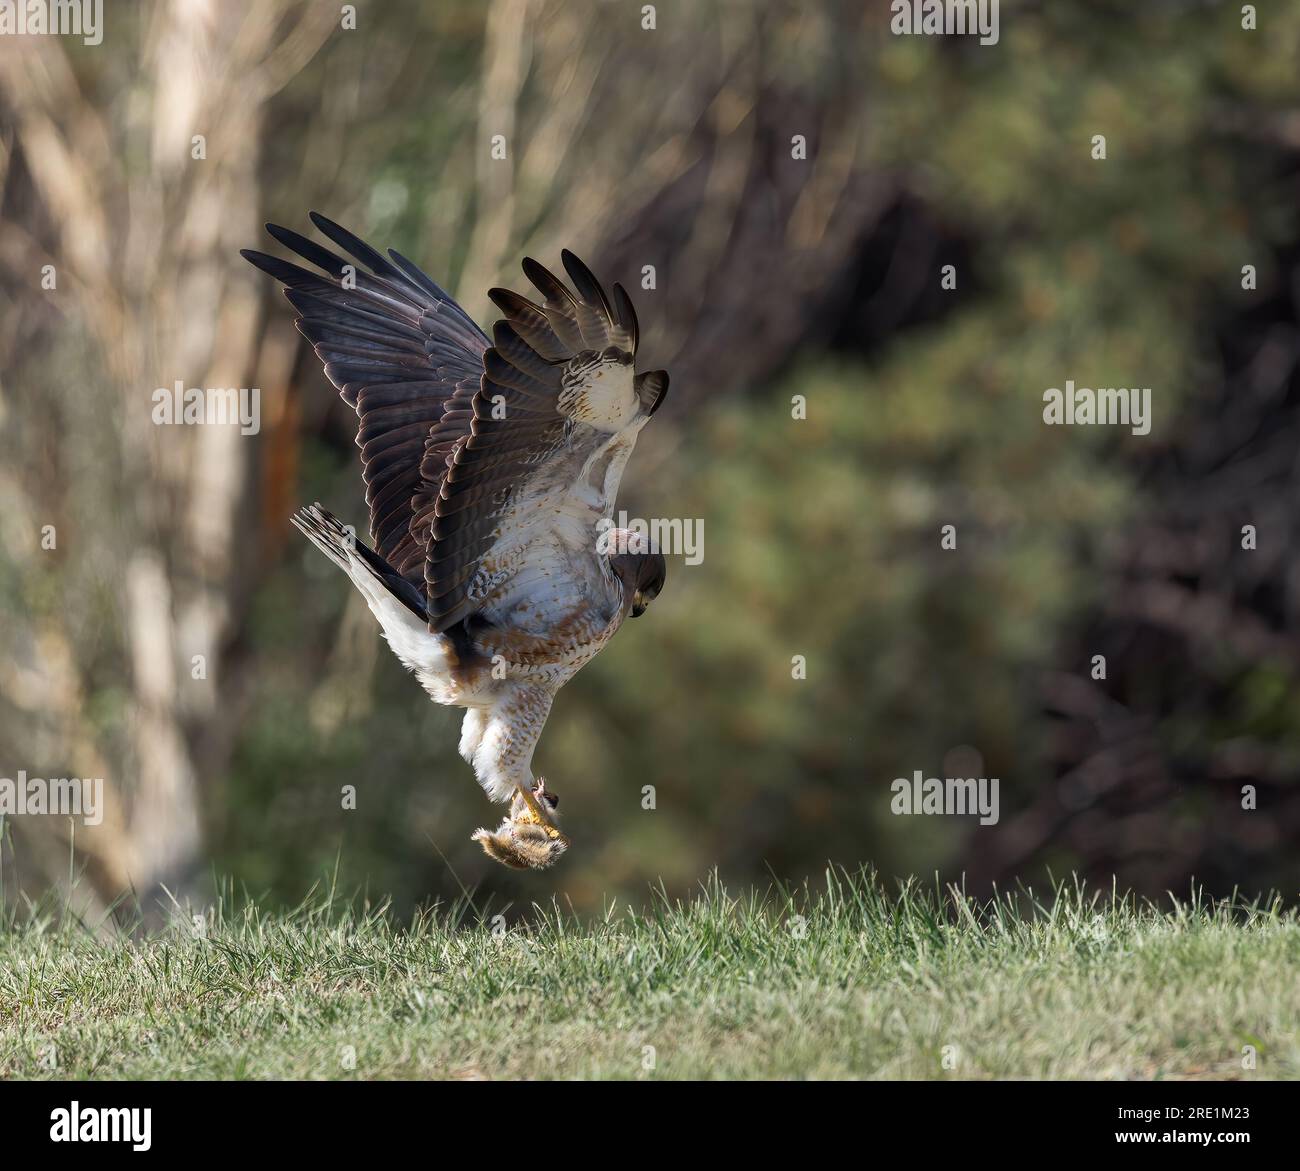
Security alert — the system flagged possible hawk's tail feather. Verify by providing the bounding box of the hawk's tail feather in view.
[291,503,427,620]
[290,503,355,571]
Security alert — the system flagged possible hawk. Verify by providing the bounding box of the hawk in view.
[242,214,668,870]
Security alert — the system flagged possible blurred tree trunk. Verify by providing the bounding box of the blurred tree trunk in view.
[0,2,335,922]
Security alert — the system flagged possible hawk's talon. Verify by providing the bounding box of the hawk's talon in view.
[514,782,568,843]
[471,781,570,869]
[514,782,547,824]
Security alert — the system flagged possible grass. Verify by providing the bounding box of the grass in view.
[1,870,1298,1080]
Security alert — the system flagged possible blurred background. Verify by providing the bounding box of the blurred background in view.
[1,0,1298,922]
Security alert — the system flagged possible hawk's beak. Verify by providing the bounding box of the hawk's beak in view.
[631,589,647,617]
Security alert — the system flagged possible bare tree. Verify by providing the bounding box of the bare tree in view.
[0,1,336,919]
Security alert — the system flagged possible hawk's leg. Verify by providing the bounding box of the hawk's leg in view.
[469,683,565,846]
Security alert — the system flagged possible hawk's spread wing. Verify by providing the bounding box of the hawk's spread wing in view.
[242,213,489,583]
[422,251,665,630]
[244,218,667,633]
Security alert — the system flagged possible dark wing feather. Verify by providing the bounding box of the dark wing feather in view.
[419,254,643,632]
[241,214,489,584]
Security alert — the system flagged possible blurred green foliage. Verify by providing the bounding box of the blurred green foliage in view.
[4,1,1297,915]
[210,2,1300,912]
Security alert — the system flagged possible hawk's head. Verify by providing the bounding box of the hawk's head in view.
[607,529,667,617]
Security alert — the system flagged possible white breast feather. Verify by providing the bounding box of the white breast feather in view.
[559,358,637,432]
